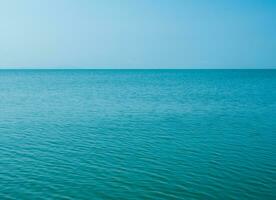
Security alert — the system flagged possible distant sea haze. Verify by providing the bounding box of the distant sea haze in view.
[0,70,275,200]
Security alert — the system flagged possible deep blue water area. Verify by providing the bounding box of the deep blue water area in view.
[0,70,275,199]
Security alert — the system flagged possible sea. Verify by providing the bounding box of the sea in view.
[0,70,275,200]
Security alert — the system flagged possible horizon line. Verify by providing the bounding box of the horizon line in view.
[0,67,275,70]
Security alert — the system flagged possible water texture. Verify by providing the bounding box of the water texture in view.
[0,70,275,200]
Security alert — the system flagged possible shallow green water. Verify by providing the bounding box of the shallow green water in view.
[0,70,275,199]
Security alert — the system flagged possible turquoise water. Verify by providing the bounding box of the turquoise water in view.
[0,70,275,200]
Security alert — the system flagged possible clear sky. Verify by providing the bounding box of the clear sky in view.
[0,0,275,69]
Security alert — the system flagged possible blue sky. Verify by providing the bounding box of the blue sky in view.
[0,0,275,69]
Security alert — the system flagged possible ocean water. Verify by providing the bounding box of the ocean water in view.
[0,70,275,200]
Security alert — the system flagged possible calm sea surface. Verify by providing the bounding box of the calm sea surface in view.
[0,70,275,200]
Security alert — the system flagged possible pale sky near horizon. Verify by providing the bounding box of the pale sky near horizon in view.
[0,0,275,69]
